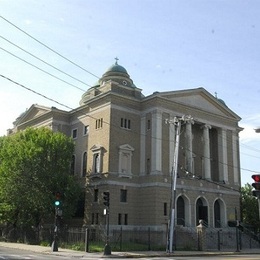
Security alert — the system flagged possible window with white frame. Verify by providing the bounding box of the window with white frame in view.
[118,144,134,177]
[90,145,103,174]
[83,125,89,136]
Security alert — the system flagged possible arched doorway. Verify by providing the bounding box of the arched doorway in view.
[177,196,185,226]
[214,199,225,228]
[196,197,208,226]
[214,200,221,228]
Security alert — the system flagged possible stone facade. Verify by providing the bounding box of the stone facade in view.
[8,61,242,235]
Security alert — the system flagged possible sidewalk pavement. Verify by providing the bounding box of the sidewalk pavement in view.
[0,242,260,258]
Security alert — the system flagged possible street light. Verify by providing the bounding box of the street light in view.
[255,128,260,133]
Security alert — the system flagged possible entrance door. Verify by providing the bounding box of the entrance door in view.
[177,196,185,226]
[214,200,221,228]
[196,198,208,226]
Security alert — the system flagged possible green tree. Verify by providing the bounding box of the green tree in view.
[241,183,260,231]
[0,127,81,231]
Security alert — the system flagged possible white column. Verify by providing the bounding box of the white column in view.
[151,110,162,174]
[218,128,228,183]
[140,115,146,175]
[185,121,193,173]
[169,116,176,175]
[202,124,211,180]
[232,131,239,185]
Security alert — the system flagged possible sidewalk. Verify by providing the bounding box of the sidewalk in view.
[0,242,260,258]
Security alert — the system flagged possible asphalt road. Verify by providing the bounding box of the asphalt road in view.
[0,246,71,260]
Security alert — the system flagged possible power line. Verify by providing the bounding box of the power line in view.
[0,15,100,79]
[1,73,259,177]
[0,74,73,110]
[1,35,92,88]
[0,47,86,92]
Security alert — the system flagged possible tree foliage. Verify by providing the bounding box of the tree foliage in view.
[0,127,81,229]
[241,183,260,231]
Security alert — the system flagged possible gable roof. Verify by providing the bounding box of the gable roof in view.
[14,104,52,126]
[146,87,241,121]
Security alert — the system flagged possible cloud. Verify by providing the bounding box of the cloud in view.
[240,123,260,143]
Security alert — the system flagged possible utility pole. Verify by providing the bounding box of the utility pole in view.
[166,115,194,253]
[103,191,111,255]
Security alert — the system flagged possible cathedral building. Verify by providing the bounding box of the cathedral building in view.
[8,61,242,241]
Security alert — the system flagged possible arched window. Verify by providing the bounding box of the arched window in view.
[177,196,185,226]
[196,197,208,226]
[82,151,87,177]
[214,200,221,228]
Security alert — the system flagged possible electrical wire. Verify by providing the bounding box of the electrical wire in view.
[1,73,259,179]
[1,16,259,161]
[0,74,73,110]
[0,15,100,79]
[0,47,86,92]
[1,35,92,88]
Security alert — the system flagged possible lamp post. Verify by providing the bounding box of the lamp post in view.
[166,115,194,253]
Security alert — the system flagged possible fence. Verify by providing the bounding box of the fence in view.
[58,227,166,251]
[1,224,260,252]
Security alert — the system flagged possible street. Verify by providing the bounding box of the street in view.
[108,256,260,260]
[0,246,72,260]
[0,245,260,260]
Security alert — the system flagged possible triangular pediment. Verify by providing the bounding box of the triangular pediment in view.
[158,88,240,120]
[90,144,103,152]
[15,104,51,125]
[119,144,134,151]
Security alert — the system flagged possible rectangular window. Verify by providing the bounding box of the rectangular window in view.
[94,189,98,202]
[118,213,122,225]
[83,125,89,135]
[124,214,128,225]
[120,189,127,203]
[95,213,99,224]
[164,202,167,216]
[91,213,94,224]
[120,118,131,129]
[95,118,103,129]
[72,128,78,139]
[94,153,100,173]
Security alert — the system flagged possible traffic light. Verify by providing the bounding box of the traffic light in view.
[252,175,260,198]
[103,191,110,207]
[54,192,61,207]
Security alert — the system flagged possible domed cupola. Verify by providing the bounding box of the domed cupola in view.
[79,59,143,106]
[100,58,134,88]
[106,62,128,74]
[214,92,227,107]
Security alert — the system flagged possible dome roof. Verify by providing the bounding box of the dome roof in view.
[217,98,227,106]
[105,59,128,74]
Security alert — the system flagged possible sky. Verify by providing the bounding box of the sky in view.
[1,0,260,186]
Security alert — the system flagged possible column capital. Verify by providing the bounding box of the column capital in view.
[201,124,212,130]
